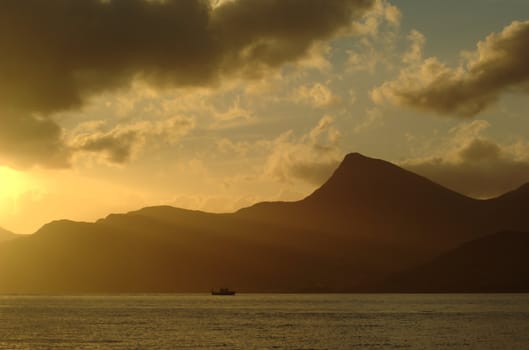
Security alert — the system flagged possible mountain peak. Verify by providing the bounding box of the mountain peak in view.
[343,152,367,161]
[304,152,469,206]
[340,152,379,166]
[337,152,392,171]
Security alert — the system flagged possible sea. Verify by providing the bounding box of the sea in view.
[0,294,528,349]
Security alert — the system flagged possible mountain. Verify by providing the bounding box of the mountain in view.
[238,153,479,246]
[380,232,529,292]
[236,153,529,267]
[0,227,17,243]
[0,153,529,293]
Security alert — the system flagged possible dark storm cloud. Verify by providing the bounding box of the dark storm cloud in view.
[0,111,72,168]
[0,0,374,167]
[373,20,529,117]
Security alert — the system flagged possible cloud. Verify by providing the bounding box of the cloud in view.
[353,107,383,133]
[0,112,71,169]
[72,116,195,165]
[346,0,401,73]
[401,121,529,198]
[266,115,342,185]
[291,83,341,108]
[401,30,425,64]
[76,130,141,164]
[217,138,253,156]
[372,20,529,117]
[0,0,375,167]
[352,0,400,36]
[213,97,253,121]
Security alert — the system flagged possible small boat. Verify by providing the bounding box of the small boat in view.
[211,288,236,296]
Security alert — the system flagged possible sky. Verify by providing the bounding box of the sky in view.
[1,0,529,234]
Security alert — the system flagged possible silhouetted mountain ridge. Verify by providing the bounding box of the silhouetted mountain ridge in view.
[238,154,487,253]
[307,152,471,204]
[1,152,529,293]
[494,182,529,201]
[0,227,17,243]
[381,231,529,292]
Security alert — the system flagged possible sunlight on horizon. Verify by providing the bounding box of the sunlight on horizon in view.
[0,166,44,233]
[0,166,30,211]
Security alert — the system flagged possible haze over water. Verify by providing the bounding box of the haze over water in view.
[1,294,528,350]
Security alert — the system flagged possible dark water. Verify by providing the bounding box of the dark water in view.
[1,294,528,349]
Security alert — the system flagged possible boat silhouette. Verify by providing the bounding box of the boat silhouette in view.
[211,288,236,295]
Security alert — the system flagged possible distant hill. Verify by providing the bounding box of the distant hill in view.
[0,153,529,293]
[380,232,529,292]
[0,227,17,243]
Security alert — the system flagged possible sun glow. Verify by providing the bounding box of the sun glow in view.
[0,166,30,212]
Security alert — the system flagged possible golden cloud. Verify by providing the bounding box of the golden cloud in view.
[71,116,195,165]
[372,20,529,117]
[266,115,342,185]
[402,121,529,198]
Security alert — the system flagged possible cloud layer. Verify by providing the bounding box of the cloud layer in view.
[402,121,529,198]
[266,115,342,185]
[72,116,195,165]
[0,0,374,168]
[372,20,529,117]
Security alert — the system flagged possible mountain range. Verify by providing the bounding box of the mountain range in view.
[381,231,529,292]
[0,153,528,293]
[0,227,17,243]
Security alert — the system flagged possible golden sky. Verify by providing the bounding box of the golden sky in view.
[1,0,529,233]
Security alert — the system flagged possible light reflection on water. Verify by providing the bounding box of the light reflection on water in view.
[0,294,528,349]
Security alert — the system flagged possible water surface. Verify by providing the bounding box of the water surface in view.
[1,294,528,349]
